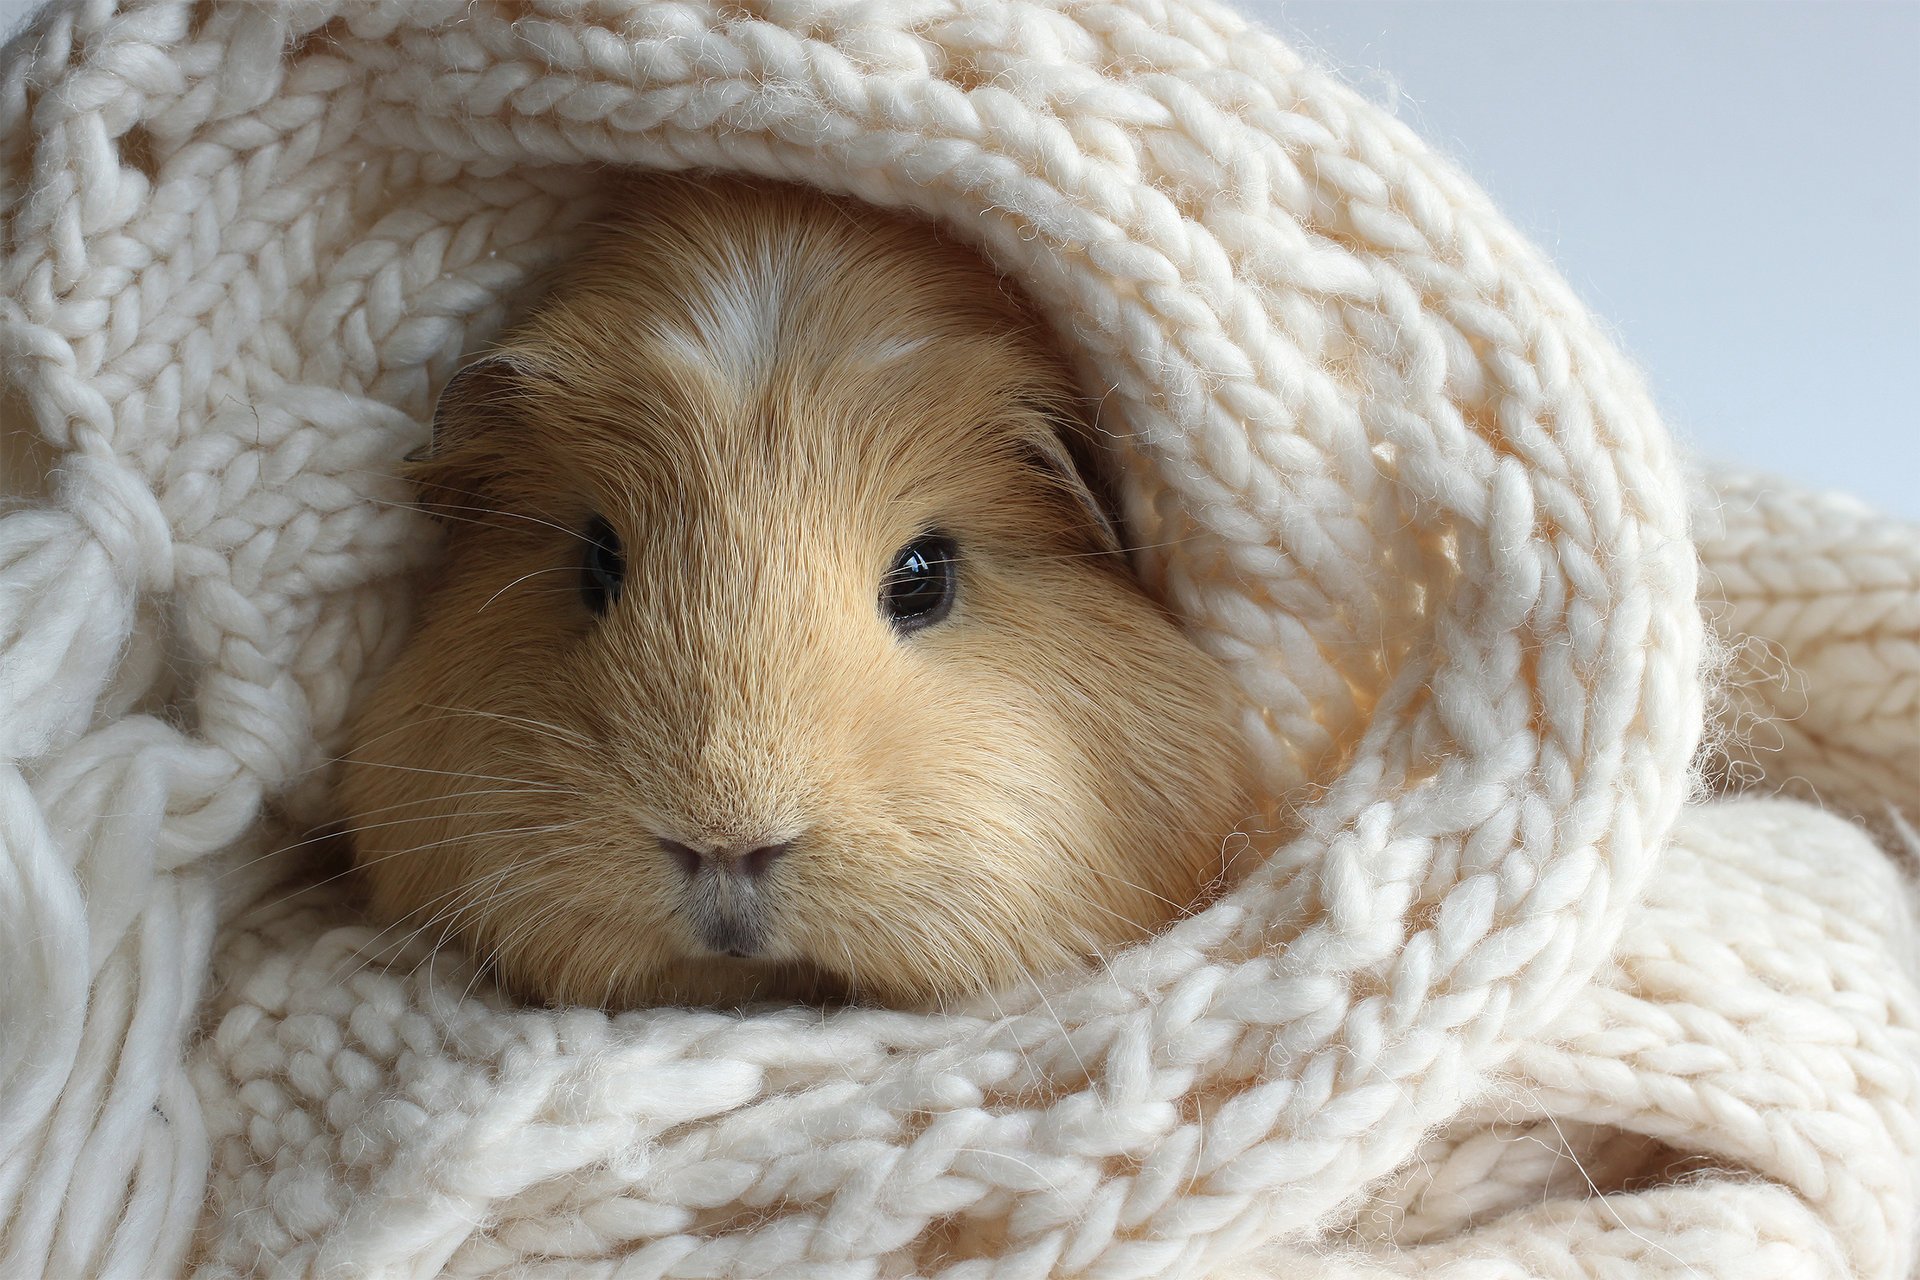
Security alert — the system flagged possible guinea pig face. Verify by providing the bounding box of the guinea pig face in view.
[341,177,1255,1010]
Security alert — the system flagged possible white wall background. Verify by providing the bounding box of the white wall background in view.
[3,0,1915,516]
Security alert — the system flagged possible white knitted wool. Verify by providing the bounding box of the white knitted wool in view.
[0,1,1909,1277]
[1696,470,1920,830]
[1206,802,1920,1280]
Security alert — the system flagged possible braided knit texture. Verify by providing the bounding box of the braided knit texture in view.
[0,1,1910,1277]
[1697,471,1920,830]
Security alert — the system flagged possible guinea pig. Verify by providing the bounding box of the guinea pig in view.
[339,173,1256,1010]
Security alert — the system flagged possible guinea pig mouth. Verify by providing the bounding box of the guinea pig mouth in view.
[698,915,763,959]
[684,879,772,959]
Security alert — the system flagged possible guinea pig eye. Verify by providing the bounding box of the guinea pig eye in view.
[880,532,957,633]
[581,516,625,615]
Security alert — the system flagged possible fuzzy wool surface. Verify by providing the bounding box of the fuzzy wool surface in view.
[0,2,1914,1278]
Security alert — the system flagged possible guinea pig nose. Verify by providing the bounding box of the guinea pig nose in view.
[657,837,793,879]
[726,841,794,878]
[710,840,793,879]
[657,837,704,878]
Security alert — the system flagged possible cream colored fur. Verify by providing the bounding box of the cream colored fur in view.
[342,174,1254,1010]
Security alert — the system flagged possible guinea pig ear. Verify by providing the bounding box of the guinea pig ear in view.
[1024,412,1126,558]
[405,351,542,466]
[401,352,550,523]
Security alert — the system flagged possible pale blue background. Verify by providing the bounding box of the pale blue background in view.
[4,0,1915,516]
[1254,1,1919,519]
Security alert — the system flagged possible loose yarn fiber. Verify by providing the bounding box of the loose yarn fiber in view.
[0,2,1911,1278]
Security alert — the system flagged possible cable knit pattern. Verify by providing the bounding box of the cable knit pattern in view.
[1697,471,1920,829]
[0,1,1910,1277]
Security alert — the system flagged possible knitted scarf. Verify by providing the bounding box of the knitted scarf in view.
[1,2,1913,1276]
